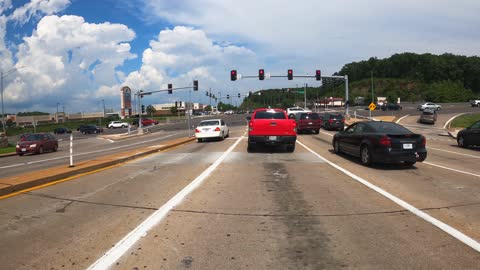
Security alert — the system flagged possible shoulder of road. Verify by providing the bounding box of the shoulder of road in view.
[0,136,196,198]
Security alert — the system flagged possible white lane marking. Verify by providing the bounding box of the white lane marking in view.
[0,134,175,170]
[297,140,480,252]
[396,114,410,124]
[320,131,334,137]
[428,147,480,159]
[423,161,480,178]
[444,113,467,129]
[88,133,245,270]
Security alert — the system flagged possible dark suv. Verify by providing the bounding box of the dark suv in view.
[295,112,322,134]
[79,125,103,134]
[319,112,345,131]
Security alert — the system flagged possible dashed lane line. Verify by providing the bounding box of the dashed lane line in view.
[428,147,480,159]
[423,161,480,178]
[395,114,410,124]
[297,140,480,253]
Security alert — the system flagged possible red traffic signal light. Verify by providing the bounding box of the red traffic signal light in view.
[168,83,173,94]
[193,80,198,91]
[315,70,321,81]
[230,70,237,81]
[288,69,293,80]
[259,69,265,80]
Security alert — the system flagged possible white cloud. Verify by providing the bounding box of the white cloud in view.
[9,0,70,25]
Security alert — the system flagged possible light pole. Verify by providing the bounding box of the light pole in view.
[1,66,25,134]
[56,102,60,123]
[101,99,106,117]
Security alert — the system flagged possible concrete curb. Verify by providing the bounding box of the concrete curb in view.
[0,152,17,158]
[0,137,196,197]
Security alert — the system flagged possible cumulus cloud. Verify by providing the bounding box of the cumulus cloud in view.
[9,0,70,25]
[4,15,136,111]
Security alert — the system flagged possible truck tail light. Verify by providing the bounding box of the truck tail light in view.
[421,136,426,146]
[249,121,253,132]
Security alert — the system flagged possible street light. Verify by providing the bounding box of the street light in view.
[1,66,25,134]
[101,99,106,117]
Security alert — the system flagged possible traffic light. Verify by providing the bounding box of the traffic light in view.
[141,105,145,113]
[179,101,182,107]
[175,101,178,108]
[193,80,198,91]
[315,70,321,81]
[230,70,237,81]
[259,69,265,80]
[288,69,293,80]
[206,91,209,96]
[168,83,173,94]
[238,93,241,98]
[227,94,230,99]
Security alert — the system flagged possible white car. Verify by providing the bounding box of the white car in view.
[195,119,229,142]
[417,102,441,111]
[286,107,311,118]
[108,121,129,128]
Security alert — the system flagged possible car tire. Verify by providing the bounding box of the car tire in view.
[18,153,24,156]
[53,145,58,152]
[333,140,341,154]
[286,144,295,152]
[247,142,255,152]
[457,136,467,148]
[315,129,320,134]
[220,132,225,140]
[94,130,98,134]
[289,114,295,119]
[360,145,372,166]
[37,146,44,155]
[197,138,203,143]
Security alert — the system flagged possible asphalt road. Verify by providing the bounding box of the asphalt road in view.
[0,115,479,269]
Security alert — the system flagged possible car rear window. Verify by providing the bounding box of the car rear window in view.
[368,122,412,133]
[199,120,220,126]
[329,114,343,119]
[422,110,434,115]
[300,113,319,120]
[254,111,286,119]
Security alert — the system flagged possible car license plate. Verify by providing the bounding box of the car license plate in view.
[21,148,26,152]
[308,122,313,125]
[203,128,210,131]
[268,136,277,141]
[403,143,413,149]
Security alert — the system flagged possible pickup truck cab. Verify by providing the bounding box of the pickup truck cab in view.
[247,108,297,152]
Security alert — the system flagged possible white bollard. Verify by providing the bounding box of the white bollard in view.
[69,133,74,167]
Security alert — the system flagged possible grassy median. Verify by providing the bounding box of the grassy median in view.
[0,144,16,155]
[450,113,480,128]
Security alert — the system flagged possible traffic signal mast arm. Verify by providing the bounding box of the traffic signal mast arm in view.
[139,86,193,96]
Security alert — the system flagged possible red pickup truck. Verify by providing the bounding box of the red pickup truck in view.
[247,108,297,152]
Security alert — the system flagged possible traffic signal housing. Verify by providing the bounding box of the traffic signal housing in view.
[168,83,173,94]
[238,93,241,98]
[259,69,265,80]
[230,70,237,81]
[141,105,145,114]
[316,70,321,81]
[193,80,198,91]
[288,69,293,80]
[227,94,230,99]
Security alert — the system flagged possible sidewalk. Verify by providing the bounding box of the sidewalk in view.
[0,137,196,197]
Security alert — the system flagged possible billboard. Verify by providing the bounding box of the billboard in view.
[120,86,132,117]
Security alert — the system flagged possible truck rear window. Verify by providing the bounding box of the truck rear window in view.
[301,113,319,120]
[254,111,286,119]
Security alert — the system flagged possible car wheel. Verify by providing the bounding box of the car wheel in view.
[333,140,341,154]
[315,129,320,134]
[53,144,58,152]
[247,142,255,152]
[289,114,295,119]
[457,136,467,148]
[220,132,225,140]
[94,130,98,134]
[18,153,24,156]
[197,138,203,143]
[360,145,372,166]
[286,143,295,152]
[404,161,416,166]
[37,146,44,155]
[226,131,230,138]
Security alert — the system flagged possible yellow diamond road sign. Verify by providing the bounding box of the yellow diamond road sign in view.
[368,102,376,111]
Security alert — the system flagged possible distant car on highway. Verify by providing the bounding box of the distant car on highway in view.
[381,103,402,111]
[132,118,159,126]
[286,107,311,119]
[16,133,58,156]
[195,119,229,142]
[295,112,322,134]
[247,108,297,152]
[224,110,234,115]
[332,121,427,166]
[79,125,103,134]
[457,120,480,148]
[108,121,128,128]
[53,127,72,134]
[417,102,441,111]
[418,109,437,124]
[318,112,345,131]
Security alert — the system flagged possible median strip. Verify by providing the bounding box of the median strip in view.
[0,137,196,198]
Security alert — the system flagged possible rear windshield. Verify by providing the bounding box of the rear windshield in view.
[199,120,220,126]
[368,122,411,133]
[254,111,286,119]
[422,111,434,115]
[329,114,343,119]
[300,113,319,120]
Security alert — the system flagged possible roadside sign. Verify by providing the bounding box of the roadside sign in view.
[369,102,376,111]
[296,91,304,94]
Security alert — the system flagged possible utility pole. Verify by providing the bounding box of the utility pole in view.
[304,83,307,109]
[1,71,4,134]
[370,71,374,119]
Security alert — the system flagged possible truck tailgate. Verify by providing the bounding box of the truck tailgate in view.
[249,119,296,136]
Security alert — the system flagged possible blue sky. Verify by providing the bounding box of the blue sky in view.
[1,0,479,114]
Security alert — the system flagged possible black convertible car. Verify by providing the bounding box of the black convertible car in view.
[332,121,427,166]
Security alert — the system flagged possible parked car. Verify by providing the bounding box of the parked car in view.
[195,119,229,142]
[318,112,345,131]
[295,112,322,134]
[53,127,72,134]
[417,102,441,111]
[381,103,402,111]
[332,121,427,166]
[247,108,297,152]
[16,133,58,156]
[108,121,128,128]
[79,125,103,134]
[418,109,437,124]
[457,120,480,148]
[286,107,311,119]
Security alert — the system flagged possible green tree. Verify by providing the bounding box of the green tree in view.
[146,105,156,117]
[170,106,178,115]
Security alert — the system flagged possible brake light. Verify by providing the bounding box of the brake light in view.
[214,127,221,131]
[379,135,391,147]
[328,119,333,123]
[249,121,253,132]
[195,128,200,133]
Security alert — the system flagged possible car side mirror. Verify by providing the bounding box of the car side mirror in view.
[246,116,251,121]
